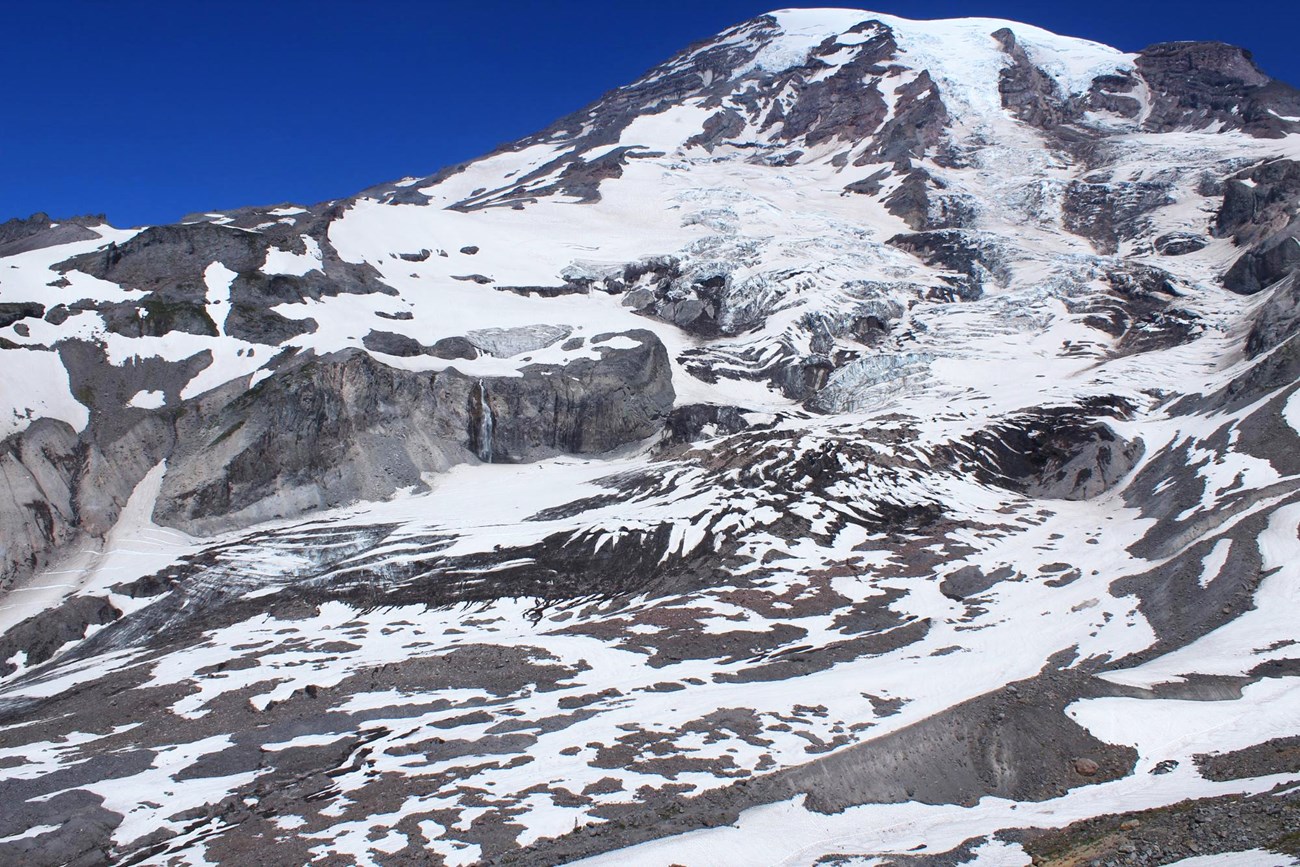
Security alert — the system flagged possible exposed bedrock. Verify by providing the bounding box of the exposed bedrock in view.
[1245,272,1300,357]
[0,212,102,259]
[1113,507,1271,660]
[0,420,82,591]
[153,330,673,535]
[0,302,46,329]
[1135,41,1300,138]
[1083,71,1143,120]
[1214,159,1300,246]
[849,70,950,167]
[1019,786,1300,867]
[1223,234,1300,296]
[1065,263,1203,357]
[1216,159,1300,295]
[941,399,1143,501]
[0,339,186,588]
[887,229,1011,301]
[513,664,1137,865]
[993,28,1082,131]
[54,220,391,345]
[0,330,672,581]
[659,403,753,447]
[879,166,978,232]
[775,20,897,149]
[1061,178,1174,254]
[1135,383,1300,566]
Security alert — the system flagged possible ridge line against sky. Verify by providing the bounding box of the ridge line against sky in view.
[4,0,1297,228]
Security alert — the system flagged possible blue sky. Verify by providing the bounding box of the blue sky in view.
[4,1,1296,228]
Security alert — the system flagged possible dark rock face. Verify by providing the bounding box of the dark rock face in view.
[0,595,119,677]
[1211,161,1300,245]
[775,22,896,149]
[660,404,752,446]
[1061,178,1173,254]
[429,336,479,360]
[887,230,1009,300]
[853,70,950,167]
[1154,232,1207,256]
[0,420,81,590]
[1,326,672,576]
[361,329,428,357]
[56,339,209,433]
[1224,236,1300,295]
[994,28,1082,130]
[0,302,45,329]
[153,331,674,534]
[0,390,181,592]
[1022,787,1300,867]
[1083,72,1142,118]
[0,213,101,259]
[1215,159,1300,295]
[102,295,219,339]
[953,401,1143,501]
[223,300,318,345]
[1136,41,1300,137]
[882,167,976,231]
[1245,273,1300,357]
[58,223,269,292]
[686,109,748,151]
[1061,264,1203,357]
[56,221,392,345]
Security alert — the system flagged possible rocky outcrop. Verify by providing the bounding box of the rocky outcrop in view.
[955,401,1143,501]
[1,324,673,578]
[0,302,45,329]
[0,340,209,589]
[993,28,1082,130]
[0,420,81,590]
[659,404,752,447]
[1224,235,1300,295]
[361,330,428,357]
[0,213,101,259]
[881,167,977,231]
[1062,264,1202,357]
[1213,160,1300,245]
[1215,159,1300,295]
[1154,232,1207,256]
[0,404,177,592]
[853,70,950,166]
[1245,272,1300,357]
[775,21,896,148]
[56,221,391,345]
[1062,178,1173,254]
[1083,72,1142,119]
[887,230,1010,300]
[1136,41,1300,137]
[153,331,673,535]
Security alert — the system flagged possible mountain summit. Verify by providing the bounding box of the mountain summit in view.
[2,9,1300,865]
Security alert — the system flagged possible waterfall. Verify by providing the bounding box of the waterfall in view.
[473,380,494,463]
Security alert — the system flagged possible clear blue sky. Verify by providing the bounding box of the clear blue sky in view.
[4,1,1296,228]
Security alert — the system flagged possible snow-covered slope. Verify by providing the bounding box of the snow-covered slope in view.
[3,8,1300,865]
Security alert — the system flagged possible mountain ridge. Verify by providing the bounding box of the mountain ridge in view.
[2,8,1300,865]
